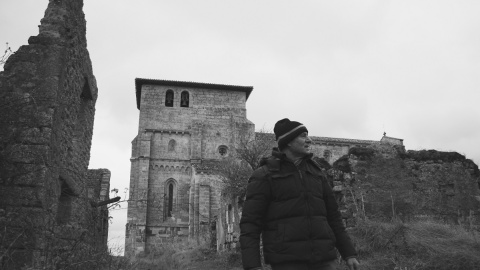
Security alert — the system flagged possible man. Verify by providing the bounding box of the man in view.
[240,118,360,270]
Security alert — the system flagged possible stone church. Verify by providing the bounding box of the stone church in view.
[124,78,403,256]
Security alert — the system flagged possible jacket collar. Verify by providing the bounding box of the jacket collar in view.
[271,147,314,163]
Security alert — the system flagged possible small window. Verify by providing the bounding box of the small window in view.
[164,179,176,220]
[168,139,176,152]
[323,150,331,161]
[167,183,174,217]
[218,145,228,157]
[180,91,189,107]
[165,90,174,107]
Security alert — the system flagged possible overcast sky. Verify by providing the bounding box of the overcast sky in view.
[2,0,479,255]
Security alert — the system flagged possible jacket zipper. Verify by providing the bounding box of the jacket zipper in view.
[297,166,314,263]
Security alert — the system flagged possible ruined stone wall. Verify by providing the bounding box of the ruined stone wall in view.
[0,0,109,268]
[310,143,350,164]
[326,145,480,228]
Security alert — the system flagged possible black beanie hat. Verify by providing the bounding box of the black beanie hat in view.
[274,118,308,150]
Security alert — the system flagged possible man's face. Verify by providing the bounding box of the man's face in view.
[287,132,312,157]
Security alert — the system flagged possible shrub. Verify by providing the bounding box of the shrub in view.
[333,155,351,173]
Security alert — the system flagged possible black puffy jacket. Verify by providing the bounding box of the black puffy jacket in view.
[240,151,357,269]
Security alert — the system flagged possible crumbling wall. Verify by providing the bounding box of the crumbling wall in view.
[328,145,480,228]
[0,0,108,269]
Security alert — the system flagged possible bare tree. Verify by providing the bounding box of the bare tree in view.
[215,130,275,202]
[216,158,253,199]
[236,129,275,170]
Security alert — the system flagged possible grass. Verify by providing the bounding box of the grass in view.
[125,219,480,270]
[350,219,480,270]
[130,237,243,270]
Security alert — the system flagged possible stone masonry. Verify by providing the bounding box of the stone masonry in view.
[125,79,254,256]
[0,0,110,269]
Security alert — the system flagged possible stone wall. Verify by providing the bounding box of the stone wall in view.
[326,145,480,228]
[0,0,109,268]
[86,169,111,250]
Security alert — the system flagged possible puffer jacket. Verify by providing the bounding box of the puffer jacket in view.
[240,150,357,269]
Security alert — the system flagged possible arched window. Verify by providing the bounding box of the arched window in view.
[180,91,189,107]
[168,139,176,152]
[218,145,228,157]
[167,183,174,217]
[165,90,174,107]
[323,150,332,161]
[164,179,176,220]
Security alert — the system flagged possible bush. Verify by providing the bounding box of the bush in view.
[333,155,351,173]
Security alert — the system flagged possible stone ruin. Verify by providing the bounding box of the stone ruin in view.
[0,0,111,269]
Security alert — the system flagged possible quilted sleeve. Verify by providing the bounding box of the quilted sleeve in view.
[239,167,271,269]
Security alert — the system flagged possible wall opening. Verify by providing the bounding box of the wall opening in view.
[164,179,177,220]
[56,179,75,224]
[180,91,189,107]
[218,145,228,157]
[323,150,331,162]
[168,139,176,152]
[168,183,173,216]
[165,90,174,107]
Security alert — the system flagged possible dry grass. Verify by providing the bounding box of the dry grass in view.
[132,237,240,270]
[351,219,480,270]
[126,219,480,270]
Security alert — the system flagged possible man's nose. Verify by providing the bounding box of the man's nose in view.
[306,136,312,143]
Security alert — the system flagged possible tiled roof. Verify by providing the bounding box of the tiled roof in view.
[135,78,254,109]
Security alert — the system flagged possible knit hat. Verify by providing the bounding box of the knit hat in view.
[274,118,308,150]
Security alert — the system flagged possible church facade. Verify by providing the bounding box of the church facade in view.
[124,78,403,257]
